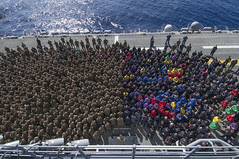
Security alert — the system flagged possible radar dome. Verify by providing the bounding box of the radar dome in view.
[164,24,173,32]
[190,21,203,31]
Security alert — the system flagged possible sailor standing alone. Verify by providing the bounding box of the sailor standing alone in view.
[210,45,217,56]
[150,36,154,49]
[165,34,171,47]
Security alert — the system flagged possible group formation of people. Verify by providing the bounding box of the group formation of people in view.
[122,35,239,145]
[0,36,127,144]
[0,34,238,146]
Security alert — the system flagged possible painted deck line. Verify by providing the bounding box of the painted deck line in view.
[144,47,165,50]
[114,35,119,44]
[203,45,239,49]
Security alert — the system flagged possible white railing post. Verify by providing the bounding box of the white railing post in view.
[132,144,136,159]
[76,146,89,159]
[185,145,201,159]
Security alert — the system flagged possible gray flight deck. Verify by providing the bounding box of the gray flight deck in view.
[1,32,239,60]
[0,32,239,147]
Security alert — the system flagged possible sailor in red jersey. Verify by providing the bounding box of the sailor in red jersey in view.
[151,109,157,118]
[159,100,166,107]
[221,100,228,108]
[227,114,235,122]
[158,105,165,114]
[232,89,238,96]
[151,98,157,104]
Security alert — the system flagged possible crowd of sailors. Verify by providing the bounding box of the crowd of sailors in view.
[0,37,125,144]
[123,35,238,145]
[0,35,238,146]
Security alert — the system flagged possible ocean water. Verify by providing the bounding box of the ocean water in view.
[0,0,239,36]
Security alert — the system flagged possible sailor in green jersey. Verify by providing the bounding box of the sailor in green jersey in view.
[231,104,239,113]
[210,121,219,130]
[225,107,233,115]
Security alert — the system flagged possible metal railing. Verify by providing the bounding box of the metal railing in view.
[1,26,239,39]
[0,139,239,159]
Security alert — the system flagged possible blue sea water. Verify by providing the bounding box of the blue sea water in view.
[0,0,239,36]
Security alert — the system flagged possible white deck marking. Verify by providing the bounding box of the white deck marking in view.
[203,45,239,49]
[114,35,119,44]
[144,47,165,50]
[209,51,239,54]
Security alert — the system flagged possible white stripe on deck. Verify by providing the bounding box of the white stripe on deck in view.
[114,35,119,44]
[203,45,239,49]
[209,51,239,55]
[144,47,165,50]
